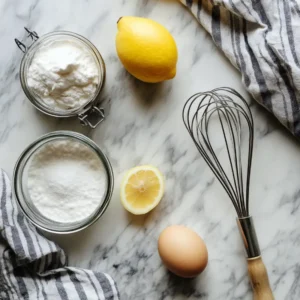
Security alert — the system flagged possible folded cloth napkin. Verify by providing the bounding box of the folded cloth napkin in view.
[0,169,119,300]
[180,0,300,137]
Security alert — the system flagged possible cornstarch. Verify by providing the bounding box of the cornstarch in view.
[27,38,99,111]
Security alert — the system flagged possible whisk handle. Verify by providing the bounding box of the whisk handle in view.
[237,217,274,299]
[247,257,274,300]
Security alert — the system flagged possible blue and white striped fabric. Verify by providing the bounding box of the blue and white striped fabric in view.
[0,169,119,300]
[181,0,300,137]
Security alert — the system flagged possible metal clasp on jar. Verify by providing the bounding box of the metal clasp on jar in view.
[78,106,105,129]
[15,27,39,53]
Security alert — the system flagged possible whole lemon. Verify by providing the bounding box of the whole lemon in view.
[116,16,178,83]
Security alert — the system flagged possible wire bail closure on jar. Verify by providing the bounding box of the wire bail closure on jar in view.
[15,27,39,53]
[79,106,105,129]
[15,28,107,129]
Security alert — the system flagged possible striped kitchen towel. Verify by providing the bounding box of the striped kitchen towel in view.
[0,169,119,300]
[180,0,300,137]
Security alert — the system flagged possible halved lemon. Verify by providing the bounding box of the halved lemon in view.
[120,165,165,215]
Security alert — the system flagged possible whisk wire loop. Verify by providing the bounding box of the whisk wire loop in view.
[203,95,245,215]
[190,95,239,208]
[183,87,254,218]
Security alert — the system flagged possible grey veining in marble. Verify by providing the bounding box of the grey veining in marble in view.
[1,0,300,299]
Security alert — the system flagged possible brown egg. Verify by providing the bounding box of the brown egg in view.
[158,225,208,278]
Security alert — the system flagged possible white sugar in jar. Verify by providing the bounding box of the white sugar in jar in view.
[13,131,114,233]
[27,139,107,223]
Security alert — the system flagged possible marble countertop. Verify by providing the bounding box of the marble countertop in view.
[1,0,300,299]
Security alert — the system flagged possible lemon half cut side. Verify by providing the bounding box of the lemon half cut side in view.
[120,165,165,215]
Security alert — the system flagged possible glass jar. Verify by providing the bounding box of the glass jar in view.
[13,131,114,234]
[18,31,106,128]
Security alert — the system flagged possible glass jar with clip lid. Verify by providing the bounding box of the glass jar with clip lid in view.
[15,28,106,128]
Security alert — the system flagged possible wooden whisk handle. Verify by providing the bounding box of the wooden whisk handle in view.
[247,257,274,300]
[237,217,274,299]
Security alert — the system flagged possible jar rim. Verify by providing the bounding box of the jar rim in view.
[19,31,106,118]
[13,131,114,234]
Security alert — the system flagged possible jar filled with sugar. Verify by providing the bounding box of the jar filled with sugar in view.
[13,131,114,234]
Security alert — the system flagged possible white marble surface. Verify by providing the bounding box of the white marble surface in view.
[1,0,300,299]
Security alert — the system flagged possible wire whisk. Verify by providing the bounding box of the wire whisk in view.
[183,87,274,300]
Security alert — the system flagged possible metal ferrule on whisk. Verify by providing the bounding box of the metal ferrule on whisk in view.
[237,216,261,258]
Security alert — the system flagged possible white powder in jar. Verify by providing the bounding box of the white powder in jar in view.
[27,38,100,111]
[27,139,108,223]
